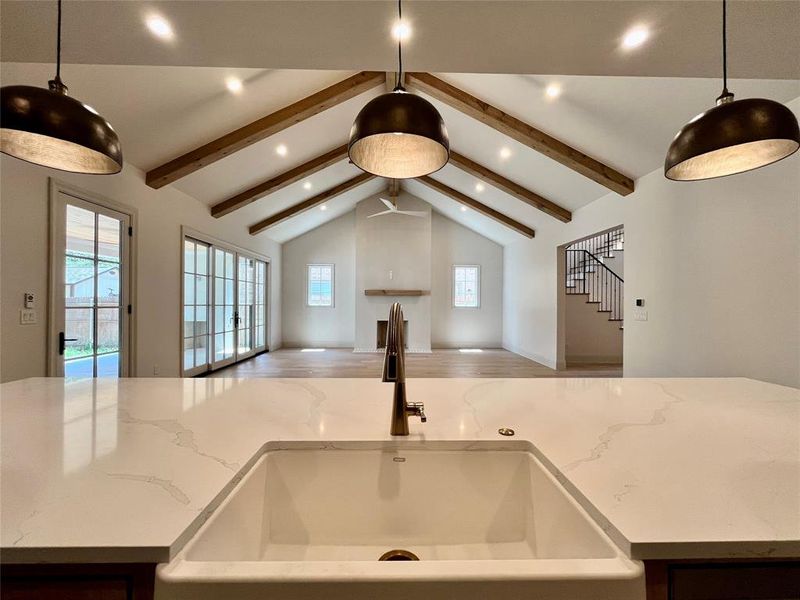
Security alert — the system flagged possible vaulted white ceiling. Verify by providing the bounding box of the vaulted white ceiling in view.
[2,61,797,244]
[2,0,799,246]
[3,1,799,79]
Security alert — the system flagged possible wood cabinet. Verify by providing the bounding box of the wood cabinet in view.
[0,563,155,600]
[645,560,800,600]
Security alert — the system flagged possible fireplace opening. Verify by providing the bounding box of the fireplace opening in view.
[377,320,408,349]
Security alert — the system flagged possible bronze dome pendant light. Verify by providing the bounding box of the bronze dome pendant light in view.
[664,0,799,181]
[1,0,122,174]
[348,0,449,179]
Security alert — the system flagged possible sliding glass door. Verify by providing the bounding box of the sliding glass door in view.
[182,235,268,375]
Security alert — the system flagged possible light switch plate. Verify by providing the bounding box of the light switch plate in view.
[633,308,648,322]
[20,309,37,325]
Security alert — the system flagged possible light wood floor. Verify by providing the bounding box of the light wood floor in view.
[208,348,622,378]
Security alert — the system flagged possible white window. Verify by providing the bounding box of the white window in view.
[453,265,480,308]
[307,264,334,307]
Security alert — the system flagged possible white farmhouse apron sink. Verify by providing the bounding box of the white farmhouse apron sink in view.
[156,442,644,600]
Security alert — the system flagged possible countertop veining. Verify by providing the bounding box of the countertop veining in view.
[0,376,797,563]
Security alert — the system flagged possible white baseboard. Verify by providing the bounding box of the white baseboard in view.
[502,344,558,370]
[431,342,503,349]
[353,347,432,354]
[282,342,354,349]
[566,355,623,365]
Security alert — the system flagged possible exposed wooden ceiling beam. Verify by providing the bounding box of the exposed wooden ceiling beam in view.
[146,71,384,189]
[385,72,397,93]
[448,151,572,223]
[211,145,348,218]
[249,173,375,235]
[406,72,634,196]
[417,176,535,238]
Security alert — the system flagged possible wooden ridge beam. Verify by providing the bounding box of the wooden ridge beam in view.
[146,71,384,189]
[449,151,572,223]
[211,145,348,218]
[249,173,375,235]
[406,72,634,196]
[417,176,535,238]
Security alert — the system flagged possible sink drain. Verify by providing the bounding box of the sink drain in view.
[379,549,420,561]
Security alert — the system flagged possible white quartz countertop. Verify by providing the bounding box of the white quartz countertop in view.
[1,377,798,563]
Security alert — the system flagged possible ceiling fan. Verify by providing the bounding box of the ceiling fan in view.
[367,197,427,219]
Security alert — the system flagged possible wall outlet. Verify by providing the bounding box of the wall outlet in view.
[153,365,160,376]
[19,309,37,325]
[633,308,648,322]
[24,292,35,308]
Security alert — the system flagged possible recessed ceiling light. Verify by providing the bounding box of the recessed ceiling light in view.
[303,181,312,190]
[145,14,174,40]
[460,205,467,212]
[621,25,649,50]
[275,144,288,157]
[475,183,485,192]
[225,77,243,94]
[320,205,327,211]
[545,83,561,99]
[391,20,412,41]
[499,147,512,160]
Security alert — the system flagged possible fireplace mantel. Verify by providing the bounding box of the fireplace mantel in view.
[364,289,429,296]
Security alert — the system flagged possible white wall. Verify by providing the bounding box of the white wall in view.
[431,212,503,348]
[0,157,282,382]
[622,131,800,388]
[503,194,625,368]
[504,98,799,387]
[281,211,355,347]
[280,204,504,350]
[354,192,432,352]
[565,295,623,364]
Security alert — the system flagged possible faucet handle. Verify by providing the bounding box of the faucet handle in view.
[407,402,426,423]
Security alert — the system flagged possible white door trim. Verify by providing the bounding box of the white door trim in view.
[48,178,138,377]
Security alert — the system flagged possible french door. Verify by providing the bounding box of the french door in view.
[50,190,132,378]
[183,235,268,375]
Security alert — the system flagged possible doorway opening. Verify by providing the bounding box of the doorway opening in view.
[557,226,624,371]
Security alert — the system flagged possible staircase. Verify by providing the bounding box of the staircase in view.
[565,228,624,328]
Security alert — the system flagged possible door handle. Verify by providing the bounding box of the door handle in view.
[59,331,78,355]
[233,311,241,328]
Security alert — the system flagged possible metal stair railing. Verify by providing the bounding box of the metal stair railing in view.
[565,248,624,322]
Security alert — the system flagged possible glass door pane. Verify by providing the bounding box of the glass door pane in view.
[254,260,267,351]
[58,196,129,379]
[211,247,236,369]
[236,255,256,359]
[182,238,211,375]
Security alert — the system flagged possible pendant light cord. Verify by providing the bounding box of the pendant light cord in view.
[394,0,404,91]
[49,0,66,92]
[718,0,732,101]
[722,0,727,93]
[56,0,62,81]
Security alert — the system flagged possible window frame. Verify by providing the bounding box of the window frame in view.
[452,264,481,309]
[306,263,335,308]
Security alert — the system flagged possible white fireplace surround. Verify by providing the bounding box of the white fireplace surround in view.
[354,193,433,353]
